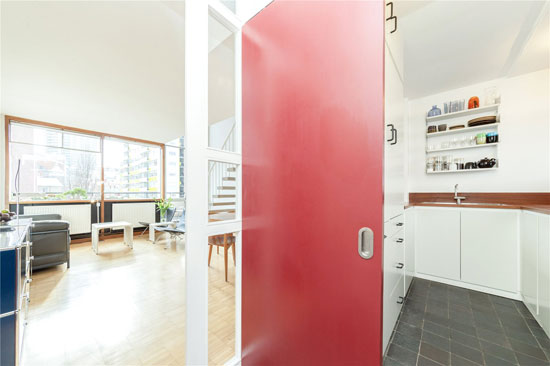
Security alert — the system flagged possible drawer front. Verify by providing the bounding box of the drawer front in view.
[385,214,404,240]
[383,275,405,352]
[384,231,405,298]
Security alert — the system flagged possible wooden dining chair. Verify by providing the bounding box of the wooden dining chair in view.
[208,233,236,282]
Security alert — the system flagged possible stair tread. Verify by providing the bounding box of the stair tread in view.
[214,194,236,198]
[209,209,236,214]
[219,186,236,190]
[223,177,236,181]
[212,202,236,206]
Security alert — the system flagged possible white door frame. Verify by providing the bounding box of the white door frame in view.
[185,1,243,365]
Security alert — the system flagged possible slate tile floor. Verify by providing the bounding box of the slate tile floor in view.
[383,278,550,366]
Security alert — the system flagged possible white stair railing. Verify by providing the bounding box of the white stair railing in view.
[208,124,236,211]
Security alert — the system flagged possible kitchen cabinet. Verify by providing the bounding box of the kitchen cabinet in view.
[415,208,461,281]
[382,37,406,353]
[404,208,415,293]
[461,209,518,293]
[538,215,550,335]
[521,211,539,317]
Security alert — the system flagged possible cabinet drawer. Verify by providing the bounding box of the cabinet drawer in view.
[385,214,404,239]
[383,274,405,352]
[384,233,405,297]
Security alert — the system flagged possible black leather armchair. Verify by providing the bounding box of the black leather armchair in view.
[20,214,71,270]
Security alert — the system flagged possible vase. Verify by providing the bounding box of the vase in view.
[161,213,167,222]
[427,105,441,117]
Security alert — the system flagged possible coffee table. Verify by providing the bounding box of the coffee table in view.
[91,221,133,254]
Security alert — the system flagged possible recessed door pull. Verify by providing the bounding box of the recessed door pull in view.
[358,227,374,260]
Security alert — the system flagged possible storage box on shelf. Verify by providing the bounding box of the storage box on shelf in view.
[425,103,500,174]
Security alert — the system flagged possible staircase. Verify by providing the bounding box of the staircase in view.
[208,126,236,220]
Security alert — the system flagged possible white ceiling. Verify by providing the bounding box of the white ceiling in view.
[400,1,550,98]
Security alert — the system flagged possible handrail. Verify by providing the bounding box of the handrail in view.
[208,123,236,208]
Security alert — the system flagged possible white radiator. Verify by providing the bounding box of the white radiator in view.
[112,202,155,228]
[24,204,91,235]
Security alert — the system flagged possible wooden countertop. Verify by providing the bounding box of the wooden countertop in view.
[407,192,550,215]
[406,202,550,215]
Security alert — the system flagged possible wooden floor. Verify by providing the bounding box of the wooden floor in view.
[21,234,235,366]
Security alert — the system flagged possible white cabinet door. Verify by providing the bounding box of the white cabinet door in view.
[384,43,405,222]
[538,214,550,336]
[521,211,539,317]
[416,208,461,280]
[383,275,404,353]
[404,208,415,293]
[461,209,519,293]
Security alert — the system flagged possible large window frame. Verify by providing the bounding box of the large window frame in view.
[4,115,167,217]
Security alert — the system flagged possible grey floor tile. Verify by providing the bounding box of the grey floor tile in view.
[425,321,451,339]
[384,356,406,366]
[509,338,548,361]
[420,341,450,365]
[397,321,423,339]
[384,279,550,366]
[476,327,511,348]
[451,341,484,365]
[387,343,419,366]
[418,355,442,366]
[450,329,480,350]
[480,339,518,364]
[423,330,451,351]
[515,351,550,366]
[393,330,422,353]
[450,353,481,366]
[484,353,517,366]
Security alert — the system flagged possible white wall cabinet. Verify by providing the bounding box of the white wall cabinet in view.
[521,211,539,316]
[461,209,518,293]
[415,208,461,281]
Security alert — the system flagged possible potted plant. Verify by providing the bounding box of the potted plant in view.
[156,198,173,222]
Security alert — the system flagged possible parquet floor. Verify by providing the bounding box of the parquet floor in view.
[21,234,235,366]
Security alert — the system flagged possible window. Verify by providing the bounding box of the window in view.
[103,138,162,200]
[9,122,101,201]
[165,137,185,199]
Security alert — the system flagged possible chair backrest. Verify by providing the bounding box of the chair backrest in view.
[166,207,176,222]
[176,210,186,231]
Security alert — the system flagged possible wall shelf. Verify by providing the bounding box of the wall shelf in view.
[426,167,499,174]
[427,123,500,138]
[426,104,500,123]
[427,142,499,153]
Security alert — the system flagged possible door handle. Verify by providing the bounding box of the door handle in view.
[391,126,398,145]
[396,238,404,243]
[396,262,404,269]
[386,124,395,142]
[397,296,404,304]
[358,227,374,260]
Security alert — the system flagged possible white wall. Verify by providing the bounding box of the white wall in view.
[407,68,550,193]
[0,1,185,143]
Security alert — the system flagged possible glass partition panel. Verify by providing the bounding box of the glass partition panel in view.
[208,14,236,152]
[208,231,237,364]
[209,161,237,222]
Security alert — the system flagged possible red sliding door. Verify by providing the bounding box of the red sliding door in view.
[242,1,385,365]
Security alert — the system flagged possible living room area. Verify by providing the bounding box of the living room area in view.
[0,1,242,365]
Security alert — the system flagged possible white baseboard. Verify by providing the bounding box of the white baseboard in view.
[414,273,522,301]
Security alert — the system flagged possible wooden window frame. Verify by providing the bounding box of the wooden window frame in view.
[4,115,166,222]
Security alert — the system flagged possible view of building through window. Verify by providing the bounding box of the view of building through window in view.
[165,137,185,199]
[7,121,180,202]
[103,138,162,199]
[9,122,101,201]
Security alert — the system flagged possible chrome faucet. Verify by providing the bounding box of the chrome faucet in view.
[454,184,466,205]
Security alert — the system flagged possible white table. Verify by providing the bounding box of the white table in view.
[91,221,133,254]
[149,221,176,243]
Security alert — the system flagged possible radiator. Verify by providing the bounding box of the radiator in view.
[112,202,155,228]
[24,204,91,235]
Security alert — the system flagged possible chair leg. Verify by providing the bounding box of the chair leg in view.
[208,245,213,267]
[217,246,219,255]
[224,243,228,282]
[231,243,236,266]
